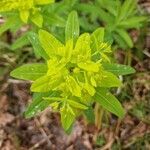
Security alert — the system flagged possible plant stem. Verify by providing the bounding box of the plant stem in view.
[94,103,104,130]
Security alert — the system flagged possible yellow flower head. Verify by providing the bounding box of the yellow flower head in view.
[0,0,54,27]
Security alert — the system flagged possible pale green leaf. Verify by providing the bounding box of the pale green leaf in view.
[28,32,49,60]
[61,104,75,131]
[65,11,79,44]
[63,40,73,62]
[31,12,43,27]
[10,64,47,81]
[102,63,136,75]
[20,10,30,23]
[91,28,104,52]
[84,83,96,96]
[78,61,99,72]
[39,30,63,57]
[66,75,81,97]
[74,33,91,60]
[31,75,62,92]
[68,100,88,110]
[99,71,122,87]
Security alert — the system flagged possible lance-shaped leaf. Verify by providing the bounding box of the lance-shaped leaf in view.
[94,88,125,118]
[118,16,147,29]
[66,75,81,97]
[78,61,99,72]
[74,33,91,60]
[31,11,43,27]
[102,63,135,75]
[91,28,104,52]
[61,104,75,131]
[68,99,88,110]
[115,29,133,48]
[28,32,49,60]
[11,32,30,50]
[118,0,136,21]
[39,30,63,57]
[20,10,30,23]
[65,11,79,44]
[31,75,62,92]
[10,64,47,81]
[0,17,21,36]
[25,92,58,118]
[99,71,122,87]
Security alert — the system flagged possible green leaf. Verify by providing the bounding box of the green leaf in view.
[102,63,136,75]
[118,0,136,21]
[84,82,96,96]
[28,32,49,60]
[74,33,91,60]
[11,33,29,50]
[99,71,122,87]
[43,14,65,27]
[112,32,127,49]
[76,3,113,24]
[68,100,87,110]
[96,0,119,17]
[31,75,61,92]
[10,64,47,81]
[118,16,147,29]
[78,61,99,72]
[94,88,125,118]
[91,28,104,52]
[65,11,79,44]
[64,40,73,62]
[31,12,43,27]
[115,29,133,48]
[39,30,63,57]
[66,75,81,97]
[20,10,30,23]
[61,104,75,131]
[0,17,20,35]
[84,106,95,123]
[25,91,58,118]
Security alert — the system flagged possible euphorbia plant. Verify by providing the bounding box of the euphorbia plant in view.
[10,11,135,131]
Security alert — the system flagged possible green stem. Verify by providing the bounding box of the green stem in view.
[124,49,132,66]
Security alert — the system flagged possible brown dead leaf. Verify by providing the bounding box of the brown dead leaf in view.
[0,113,15,126]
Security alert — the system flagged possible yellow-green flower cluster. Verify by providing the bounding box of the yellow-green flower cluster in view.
[0,0,54,27]
[30,30,121,105]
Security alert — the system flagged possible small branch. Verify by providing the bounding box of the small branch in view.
[34,118,52,148]
[7,79,31,84]
[29,134,52,150]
